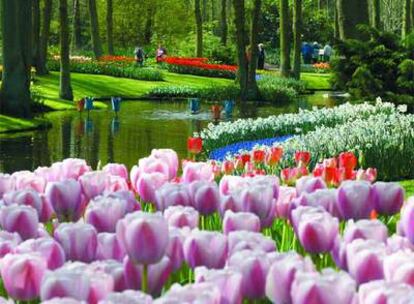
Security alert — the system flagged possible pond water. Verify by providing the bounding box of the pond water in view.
[0,92,342,173]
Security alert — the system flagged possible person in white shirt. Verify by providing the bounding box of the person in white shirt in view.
[323,44,333,62]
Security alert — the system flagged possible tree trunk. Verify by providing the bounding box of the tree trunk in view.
[0,0,32,117]
[37,0,53,75]
[195,0,203,57]
[402,0,412,38]
[220,0,228,45]
[337,0,369,40]
[144,5,155,45]
[280,0,291,78]
[371,0,381,29]
[72,0,82,51]
[203,0,208,22]
[88,0,103,58]
[211,0,216,20]
[59,0,73,100]
[32,0,41,69]
[247,0,261,99]
[334,0,339,38]
[233,0,248,102]
[292,0,302,80]
[106,0,114,54]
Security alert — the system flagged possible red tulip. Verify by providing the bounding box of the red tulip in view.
[266,147,283,166]
[252,150,265,164]
[211,105,221,120]
[240,154,251,166]
[187,138,203,154]
[221,160,235,175]
[323,158,337,168]
[77,99,85,112]
[295,151,311,167]
[338,152,357,171]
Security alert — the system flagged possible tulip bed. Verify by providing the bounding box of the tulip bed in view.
[1,146,414,304]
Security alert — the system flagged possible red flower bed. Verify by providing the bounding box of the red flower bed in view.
[161,56,237,72]
[99,55,135,63]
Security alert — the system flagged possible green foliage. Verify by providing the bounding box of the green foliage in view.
[163,63,236,79]
[148,84,240,100]
[258,75,306,103]
[47,59,164,81]
[331,28,414,103]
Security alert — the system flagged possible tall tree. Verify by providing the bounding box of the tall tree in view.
[334,0,339,38]
[337,0,369,40]
[32,0,41,69]
[402,0,412,38]
[59,0,74,100]
[220,0,228,45]
[279,0,291,77]
[371,0,381,29]
[37,0,53,75]
[233,0,248,101]
[247,0,262,98]
[292,0,302,79]
[88,0,103,58]
[0,0,32,117]
[144,5,155,45]
[202,0,208,21]
[72,0,82,51]
[106,0,114,54]
[195,0,203,57]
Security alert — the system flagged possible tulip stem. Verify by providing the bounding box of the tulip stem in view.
[142,264,148,294]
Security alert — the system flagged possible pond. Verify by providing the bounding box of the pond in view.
[0,92,343,173]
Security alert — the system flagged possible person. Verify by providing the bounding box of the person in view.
[257,43,266,70]
[134,46,145,66]
[301,42,313,64]
[156,44,167,63]
[312,42,320,63]
[323,43,333,62]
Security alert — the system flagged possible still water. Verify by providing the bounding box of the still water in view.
[0,93,340,173]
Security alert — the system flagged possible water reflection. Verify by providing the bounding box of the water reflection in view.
[0,93,343,173]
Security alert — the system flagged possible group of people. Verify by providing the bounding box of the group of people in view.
[134,44,167,66]
[301,42,332,64]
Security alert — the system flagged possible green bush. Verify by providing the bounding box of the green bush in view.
[164,63,236,79]
[47,59,164,81]
[148,84,240,100]
[257,75,307,103]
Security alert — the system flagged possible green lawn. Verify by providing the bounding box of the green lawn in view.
[0,114,50,133]
[301,73,332,91]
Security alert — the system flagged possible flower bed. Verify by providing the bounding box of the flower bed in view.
[200,101,398,154]
[0,146,413,303]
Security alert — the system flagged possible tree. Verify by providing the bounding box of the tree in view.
[220,0,228,45]
[107,0,114,54]
[88,0,103,58]
[0,0,32,117]
[233,0,248,101]
[292,0,302,79]
[37,0,53,75]
[247,0,262,98]
[72,0,82,51]
[279,0,291,77]
[32,0,41,69]
[337,0,369,40]
[402,0,412,38]
[59,0,74,100]
[195,0,203,57]
[144,5,155,45]
[372,0,381,29]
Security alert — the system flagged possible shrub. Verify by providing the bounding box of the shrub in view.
[257,76,307,103]
[148,84,240,100]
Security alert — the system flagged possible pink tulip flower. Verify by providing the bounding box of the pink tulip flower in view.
[61,158,91,180]
[291,189,340,218]
[104,190,141,213]
[96,233,126,262]
[296,176,327,195]
[337,181,375,220]
[163,205,199,229]
[90,260,126,292]
[188,180,220,215]
[102,163,129,180]
[155,282,221,304]
[397,197,414,244]
[12,170,46,193]
[372,182,404,215]
[34,165,62,183]
[99,290,153,304]
[386,235,414,253]
[383,250,414,286]
[228,231,276,255]
[0,204,39,240]
[223,210,261,235]
[0,173,14,199]
[343,219,388,244]
[181,162,214,184]
[0,231,21,257]
[275,186,297,219]
[151,148,179,179]
[79,171,109,201]
[356,168,377,183]
[136,172,168,203]
[357,280,414,304]
[166,227,190,271]
[104,175,129,193]
[155,183,191,211]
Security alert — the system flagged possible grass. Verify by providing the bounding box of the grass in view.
[300,73,332,91]
[0,114,50,133]
[401,180,414,197]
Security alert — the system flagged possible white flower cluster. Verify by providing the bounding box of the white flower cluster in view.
[201,101,397,153]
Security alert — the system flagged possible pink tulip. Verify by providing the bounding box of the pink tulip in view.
[265,251,315,304]
[15,237,65,270]
[356,168,377,183]
[227,250,272,299]
[0,173,14,199]
[219,194,241,216]
[357,280,414,304]
[163,205,199,229]
[343,219,388,244]
[372,182,404,215]
[219,176,247,196]
[102,163,129,180]
[155,183,191,211]
[1,253,47,301]
[34,165,61,183]
[0,231,21,257]
[136,172,168,203]
[151,148,179,179]
[0,204,39,240]
[228,230,276,255]
[116,211,169,265]
[61,158,91,180]
[291,206,339,253]
[291,189,340,218]
[337,181,375,220]
[248,175,280,199]
[104,175,129,193]
[223,210,261,235]
[156,282,221,303]
[331,236,348,270]
[181,162,214,184]
[99,290,153,304]
[79,171,108,201]
[12,170,46,193]
[296,176,327,195]
[397,197,414,244]
[275,186,297,219]
[85,196,129,233]
[386,235,414,253]
[96,233,126,262]
[90,260,126,292]
[384,250,414,286]
[346,239,386,284]
[123,255,172,296]
[41,298,85,304]
[41,267,91,302]
[183,229,228,269]
[54,222,98,262]
[188,180,220,215]
[290,268,356,304]
[45,179,84,222]
[195,266,243,304]
[105,190,141,213]
[166,227,190,271]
